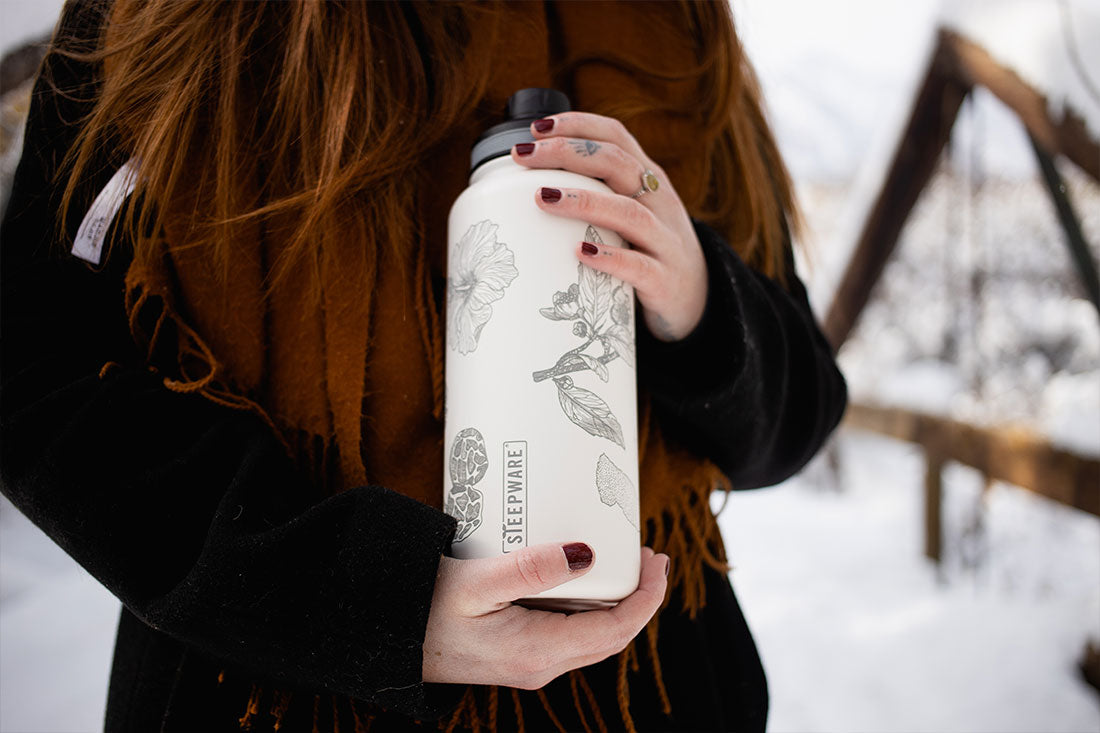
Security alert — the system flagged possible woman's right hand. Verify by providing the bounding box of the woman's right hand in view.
[422,543,669,689]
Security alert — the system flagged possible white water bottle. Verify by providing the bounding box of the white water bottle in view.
[443,88,640,610]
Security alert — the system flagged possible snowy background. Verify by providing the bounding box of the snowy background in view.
[2,0,1099,731]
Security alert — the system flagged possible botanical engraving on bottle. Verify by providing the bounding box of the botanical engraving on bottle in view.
[533,226,634,448]
[447,219,519,355]
[501,441,528,553]
[596,453,639,531]
[445,428,488,542]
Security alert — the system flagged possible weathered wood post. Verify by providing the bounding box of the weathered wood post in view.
[923,446,945,564]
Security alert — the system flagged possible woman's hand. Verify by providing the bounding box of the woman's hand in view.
[510,112,708,343]
[422,543,669,689]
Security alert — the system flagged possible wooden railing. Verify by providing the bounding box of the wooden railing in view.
[844,403,1100,562]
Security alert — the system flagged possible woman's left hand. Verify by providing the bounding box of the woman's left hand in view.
[510,112,708,343]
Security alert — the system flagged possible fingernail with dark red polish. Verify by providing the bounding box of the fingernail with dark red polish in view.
[563,542,593,571]
[540,187,562,203]
[533,117,555,133]
[515,142,535,156]
[664,557,671,577]
[581,242,599,256]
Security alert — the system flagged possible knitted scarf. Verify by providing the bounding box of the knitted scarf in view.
[120,3,735,730]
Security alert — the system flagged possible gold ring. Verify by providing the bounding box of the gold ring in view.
[630,169,660,199]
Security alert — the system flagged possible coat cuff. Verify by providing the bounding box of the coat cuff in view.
[341,489,464,720]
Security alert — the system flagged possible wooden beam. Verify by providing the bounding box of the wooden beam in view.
[823,33,971,350]
[1028,134,1100,317]
[0,36,49,96]
[941,30,1100,184]
[823,29,1100,351]
[845,403,1100,517]
[1081,640,1100,696]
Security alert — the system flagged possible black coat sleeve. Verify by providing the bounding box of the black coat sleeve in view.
[0,3,462,720]
[636,219,847,489]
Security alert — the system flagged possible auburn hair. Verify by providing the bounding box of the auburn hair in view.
[53,0,797,289]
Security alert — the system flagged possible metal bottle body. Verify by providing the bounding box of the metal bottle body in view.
[443,156,641,608]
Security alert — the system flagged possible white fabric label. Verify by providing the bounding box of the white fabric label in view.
[72,158,139,265]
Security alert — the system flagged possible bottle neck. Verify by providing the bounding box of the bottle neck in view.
[469,155,520,186]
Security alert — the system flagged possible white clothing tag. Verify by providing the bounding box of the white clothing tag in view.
[72,158,139,265]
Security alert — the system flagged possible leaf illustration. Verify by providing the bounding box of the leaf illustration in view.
[559,353,585,368]
[554,378,624,447]
[584,225,603,246]
[578,226,612,331]
[578,266,612,335]
[610,284,631,326]
[539,306,569,321]
[604,324,635,368]
[577,354,608,382]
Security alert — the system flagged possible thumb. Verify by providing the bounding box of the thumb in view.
[466,542,594,606]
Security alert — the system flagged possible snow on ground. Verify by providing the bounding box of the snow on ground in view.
[0,495,118,733]
[718,429,1100,733]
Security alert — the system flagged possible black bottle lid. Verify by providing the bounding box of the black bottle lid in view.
[470,88,571,173]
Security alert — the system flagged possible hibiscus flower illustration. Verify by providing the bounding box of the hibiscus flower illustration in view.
[447,219,519,355]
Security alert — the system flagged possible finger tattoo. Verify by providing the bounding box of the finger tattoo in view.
[569,139,601,157]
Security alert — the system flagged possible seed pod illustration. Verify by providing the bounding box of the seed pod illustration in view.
[446,428,488,542]
[445,482,483,542]
[450,427,489,485]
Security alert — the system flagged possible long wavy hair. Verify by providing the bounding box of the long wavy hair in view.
[53,0,797,290]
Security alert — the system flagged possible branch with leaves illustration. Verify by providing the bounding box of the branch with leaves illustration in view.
[533,226,635,449]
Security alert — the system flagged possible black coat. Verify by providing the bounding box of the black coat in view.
[0,2,846,731]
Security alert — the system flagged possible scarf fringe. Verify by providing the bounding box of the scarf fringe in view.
[486,686,499,731]
[509,688,525,733]
[567,673,592,733]
[122,275,288,452]
[572,668,608,733]
[645,619,672,716]
[534,688,567,733]
[270,690,293,730]
[348,698,372,733]
[238,683,262,730]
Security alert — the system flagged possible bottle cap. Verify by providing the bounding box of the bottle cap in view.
[470,88,571,173]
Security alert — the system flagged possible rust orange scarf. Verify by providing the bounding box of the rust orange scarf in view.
[119,3,736,730]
